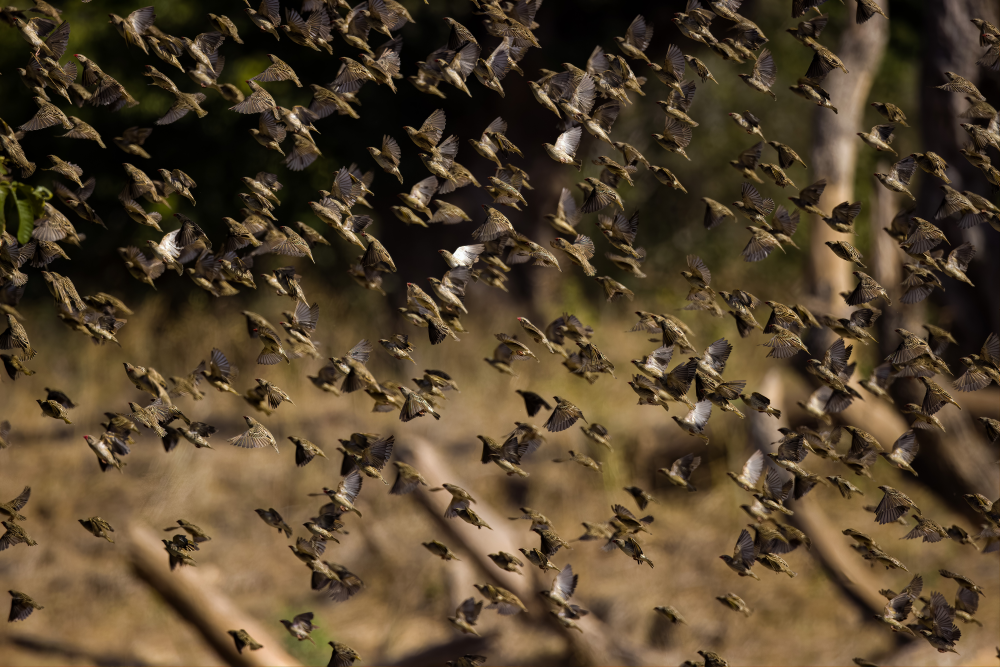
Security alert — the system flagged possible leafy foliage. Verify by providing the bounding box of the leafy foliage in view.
[0,158,52,244]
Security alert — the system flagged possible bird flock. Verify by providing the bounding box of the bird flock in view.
[0,0,999,665]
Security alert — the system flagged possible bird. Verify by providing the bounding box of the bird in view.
[487,551,524,574]
[36,399,72,424]
[228,629,263,654]
[716,593,752,616]
[552,450,602,473]
[79,517,115,542]
[448,598,483,635]
[109,6,155,53]
[655,606,687,624]
[0,488,31,523]
[847,271,892,306]
[875,576,920,635]
[281,612,318,644]
[720,528,760,580]
[826,241,866,268]
[228,416,278,452]
[699,651,729,667]
[672,401,712,443]
[916,592,962,653]
[163,520,211,544]
[659,453,701,491]
[877,431,919,475]
[254,508,292,537]
[544,396,587,432]
[513,391,551,419]
[938,569,984,597]
[615,15,654,62]
[874,486,921,525]
[740,393,781,418]
[288,436,328,468]
[581,423,612,450]
[162,534,198,569]
[474,583,528,615]
[423,540,461,561]
[728,450,766,493]
[738,48,777,99]
[875,154,917,199]
[613,536,654,568]
[8,590,43,622]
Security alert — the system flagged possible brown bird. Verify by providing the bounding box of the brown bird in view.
[738,48,777,99]
[544,396,587,432]
[228,416,278,452]
[8,590,43,622]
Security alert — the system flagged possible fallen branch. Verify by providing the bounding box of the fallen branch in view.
[2,633,151,666]
[126,523,300,667]
[403,438,661,666]
[749,370,890,618]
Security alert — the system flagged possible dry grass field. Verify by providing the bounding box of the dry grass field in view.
[1,287,996,666]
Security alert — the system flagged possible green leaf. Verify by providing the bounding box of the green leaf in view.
[0,184,8,231]
[14,192,35,245]
[27,185,51,219]
[32,185,53,202]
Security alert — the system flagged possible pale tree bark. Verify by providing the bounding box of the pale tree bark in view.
[809,14,890,311]
[869,163,906,345]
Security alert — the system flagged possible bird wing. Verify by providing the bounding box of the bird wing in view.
[872,124,895,143]
[982,332,1000,366]
[890,430,919,464]
[626,14,653,50]
[736,141,763,169]
[742,229,776,262]
[740,450,765,486]
[544,404,578,432]
[419,108,447,145]
[126,6,157,35]
[362,435,394,470]
[554,126,582,156]
[874,489,910,524]
[752,48,777,87]
[664,43,686,79]
[337,470,363,503]
[674,452,701,478]
[687,400,712,428]
[550,564,577,602]
[662,118,692,147]
[572,235,596,259]
[735,528,757,566]
[229,425,271,449]
[888,155,916,185]
[6,486,30,512]
[777,435,808,463]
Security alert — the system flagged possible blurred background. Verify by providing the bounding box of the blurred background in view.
[0,0,998,665]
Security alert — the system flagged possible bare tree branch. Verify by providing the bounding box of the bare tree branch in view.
[126,524,300,667]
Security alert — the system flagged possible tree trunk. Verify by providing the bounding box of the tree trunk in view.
[808,12,890,312]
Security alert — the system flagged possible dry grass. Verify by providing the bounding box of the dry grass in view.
[0,285,997,666]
